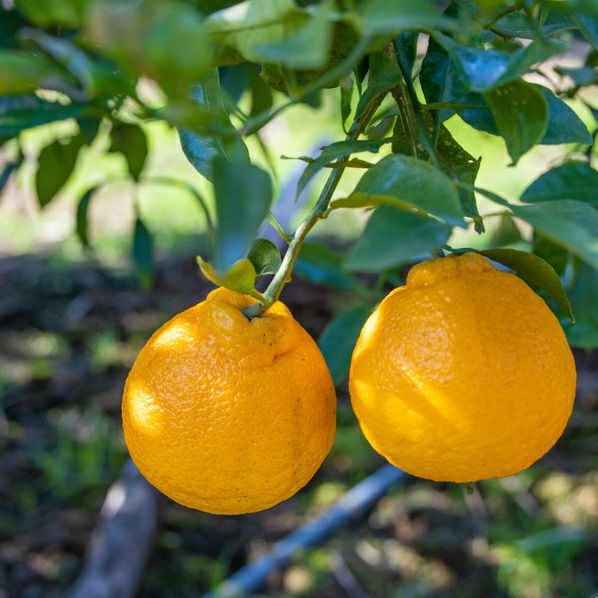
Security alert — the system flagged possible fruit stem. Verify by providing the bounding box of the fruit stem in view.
[243,99,382,318]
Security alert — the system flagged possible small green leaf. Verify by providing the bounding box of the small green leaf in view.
[295,138,389,200]
[511,200,598,269]
[483,80,547,164]
[197,256,256,294]
[295,243,359,290]
[76,187,96,247]
[109,123,148,181]
[479,248,574,322]
[247,238,282,277]
[337,154,465,227]
[132,217,154,288]
[347,206,450,272]
[521,162,598,204]
[213,157,272,270]
[35,134,85,208]
[318,307,371,386]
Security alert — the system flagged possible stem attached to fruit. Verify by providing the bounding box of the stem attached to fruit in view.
[243,99,383,318]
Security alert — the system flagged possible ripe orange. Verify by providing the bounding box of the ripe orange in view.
[122,288,336,514]
[349,252,576,482]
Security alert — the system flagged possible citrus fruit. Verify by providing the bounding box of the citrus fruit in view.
[349,252,576,482]
[122,288,336,514]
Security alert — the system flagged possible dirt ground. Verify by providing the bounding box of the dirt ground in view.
[0,250,597,597]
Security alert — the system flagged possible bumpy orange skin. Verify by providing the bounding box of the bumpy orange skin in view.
[350,253,576,483]
[122,288,336,514]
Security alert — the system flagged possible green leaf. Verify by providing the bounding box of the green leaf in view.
[483,80,547,164]
[109,123,148,181]
[178,69,249,182]
[294,138,389,200]
[434,33,564,92]
[76,187,95,247]
[254,3,332,69]
[340,76,354,131]
[459,85,592,146]
[535,86,592,145]
[354,53,401,120]
[521,162,598,204]
[247,238,282,277]
[533,232,569,275]
[88,0,210,96]
[479,248,574,321]
[511,201,598,269]
[35,134,85,208]
[490,213,522,247]
[318,307,371,386]
[206,0,310,64]
[491,9,576,39]
[563,263,598,349]
[249,67,273,117]
[197,256,256,294]
[337,154,465,227]
[0,7,28,49]
[435,125,483,231]
[0,95,84,138]
[556,65,596,86]
[132,217,154,288]
[347,206,450,272]
[14,0,88,27]
[0,50,75,95]
[420,35,471,126]
[360,0,452,36]
[294,243,359,290]
[213,158,272,270]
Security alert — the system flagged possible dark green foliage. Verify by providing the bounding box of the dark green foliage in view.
[0,0,595,344]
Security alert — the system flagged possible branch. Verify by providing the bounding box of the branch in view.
[70,459,158,598]
[206,464,407,598]
[243,96,383,318]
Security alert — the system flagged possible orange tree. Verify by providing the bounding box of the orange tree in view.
[1,0,597,509]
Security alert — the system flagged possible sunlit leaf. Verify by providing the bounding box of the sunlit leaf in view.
[197,255,256,294]
[337,154,465,227]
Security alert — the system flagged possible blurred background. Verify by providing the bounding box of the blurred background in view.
[1,63,597,596]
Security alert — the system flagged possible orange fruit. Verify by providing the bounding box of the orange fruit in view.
[349,252,576,482]
[122,288,336,514]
